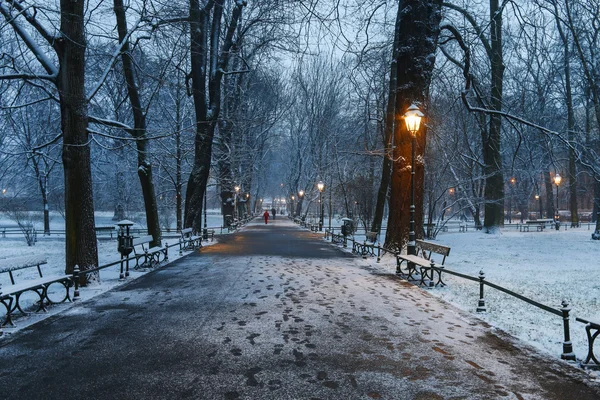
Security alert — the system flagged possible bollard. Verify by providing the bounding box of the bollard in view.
[560,300,576,361]
[119,255,125,280]
[73,265,80,301]
[476,270,486,312]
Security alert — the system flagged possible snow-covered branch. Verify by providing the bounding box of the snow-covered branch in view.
[87,16,143,102]
[0,3,58,79]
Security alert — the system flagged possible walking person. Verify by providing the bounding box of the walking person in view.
[271,207,276,220]
[263,210,270,224]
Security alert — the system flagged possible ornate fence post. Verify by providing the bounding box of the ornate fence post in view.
[377,242,381,263]
[476,270,486,312]
[165,242,169,261]
[73,265,80,301]
[362,240,367,259]
[561,300,576,361]
[179,238,183,256]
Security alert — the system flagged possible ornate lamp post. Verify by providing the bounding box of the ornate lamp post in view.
[234,185,240,221]
[534,194,542,219]
[509,177,516,223]
[404,104,424,257]
[554,174,561,229]
[298,190,304,219]
[317,181,325,231]
[291,195,295,217]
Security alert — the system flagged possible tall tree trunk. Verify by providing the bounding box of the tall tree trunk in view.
[385,0,443,250]
[175,100,183,232]
[114,0,162,247]
[185,0,245,231]
[57,0,98,280]
[553,4,578,227]
[482,0,505,232]
[371,3,401,235]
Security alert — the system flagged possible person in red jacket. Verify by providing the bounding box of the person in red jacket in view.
[263,210,270,224]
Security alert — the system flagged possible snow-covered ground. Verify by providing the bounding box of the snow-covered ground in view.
[348,223,600,363]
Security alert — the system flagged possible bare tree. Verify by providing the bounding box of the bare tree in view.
[1,0,98,281]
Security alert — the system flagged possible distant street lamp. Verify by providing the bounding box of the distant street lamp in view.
[297,190,304,218]
[317,181,325,231]
[291,195,295,216]
[404,104,424,258]
[509,177,516,224]
[534,194,542,219]
[234,185,240,221]
[554,174,561,229]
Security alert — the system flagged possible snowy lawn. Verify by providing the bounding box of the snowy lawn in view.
[349,225,600,363]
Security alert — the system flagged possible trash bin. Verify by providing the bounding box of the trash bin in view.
[341,218,354,236]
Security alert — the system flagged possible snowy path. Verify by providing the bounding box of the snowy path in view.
[0,218,598,399]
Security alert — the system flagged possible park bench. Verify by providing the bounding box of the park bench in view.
[180,228,202,251]
[202,228,215,241]
[522,218,554,232]
[575,317,600,369]
[94,225,115,239]
[396,239,451,287]
[0,255,71,328]
[459,222,467,232]
[132,236,168,268]
[365,231,378,243]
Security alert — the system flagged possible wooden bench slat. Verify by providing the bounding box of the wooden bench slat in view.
[2,275,71,296]
[396,254,432,268]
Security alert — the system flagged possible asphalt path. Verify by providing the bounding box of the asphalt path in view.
[0,218,599,399]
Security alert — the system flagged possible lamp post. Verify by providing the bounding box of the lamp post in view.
[534,194,542,219]
[509,177,516,224]
[234,185,240,221]
[404,104,424,258]
[291,195,295,217]
[554,174,561,229]
[298,190,304,219]
[317,181,325,231]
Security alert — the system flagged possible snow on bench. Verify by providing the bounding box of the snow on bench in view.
[0,255,71,329]
[132,235,168,269]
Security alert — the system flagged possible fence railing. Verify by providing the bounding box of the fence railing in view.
[1,217,259,334]
[311,225,599,371]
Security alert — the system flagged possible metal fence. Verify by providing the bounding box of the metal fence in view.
[314,225,599,371]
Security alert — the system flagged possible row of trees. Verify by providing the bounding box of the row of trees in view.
[2,0,600,279]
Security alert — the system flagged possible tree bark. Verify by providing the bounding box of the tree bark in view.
[114,0,162,247]
[371,3,401,236]
[482,0,505,232]
[385,0,444,251]
[57,0,98,280]
[185,0,245,232]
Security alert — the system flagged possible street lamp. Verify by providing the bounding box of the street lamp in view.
[297,190,304,218]
[317,181,325,230]
[291,195,295,217]
[534,194,542,219]
[554,174,562,227]
[509,177,516,224]
[404,104,424,257]
[234,186,240,221]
